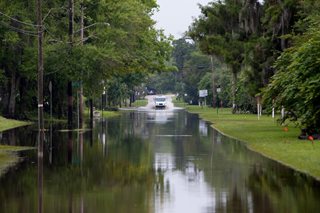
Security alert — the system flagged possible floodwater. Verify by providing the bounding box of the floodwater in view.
[0,110,320,213]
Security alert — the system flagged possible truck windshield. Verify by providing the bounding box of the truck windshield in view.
[155,98,166,102]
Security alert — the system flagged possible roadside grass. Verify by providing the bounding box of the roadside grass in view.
[97,110,120,118]
[172,97,187,108]
[0,116,32,132]
[179,104,320,180]
[132,99,148,107]
[83,108,120,118]
[24,111,66,123]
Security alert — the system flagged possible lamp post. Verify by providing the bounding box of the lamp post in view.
[216,86,221,115]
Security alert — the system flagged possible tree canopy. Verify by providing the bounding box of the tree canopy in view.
[0,0,172,118]
[263,15,320,130]
[184,0,320,131]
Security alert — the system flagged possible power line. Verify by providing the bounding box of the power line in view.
[42,7,68,22]
[0,11,40,27]
[74,22,110,34]
[0,21,39,36]
[43,27,73,44]
[43,27,61,41]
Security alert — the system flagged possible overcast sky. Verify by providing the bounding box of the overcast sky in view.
[152,0,213,39]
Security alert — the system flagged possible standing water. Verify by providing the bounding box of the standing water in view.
[0,110,320,213]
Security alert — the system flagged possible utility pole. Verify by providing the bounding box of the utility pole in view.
[79,3,84,129]
[68,0,74,129]
[36,0,44,212]
[210,55,217,108]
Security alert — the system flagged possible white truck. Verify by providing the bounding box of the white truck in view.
[154,96,166,109]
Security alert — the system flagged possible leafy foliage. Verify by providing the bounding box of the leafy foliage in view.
[0,0,173,117]
[188,0,247,108]
[263,16,320,130]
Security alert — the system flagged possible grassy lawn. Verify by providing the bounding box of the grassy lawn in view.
[175,100,320,180]
[84,108,120,118]
[0,116,31,132]
[98,110,120,118]
[131,99,148,107]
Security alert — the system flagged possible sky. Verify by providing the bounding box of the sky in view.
[152,0,213,39]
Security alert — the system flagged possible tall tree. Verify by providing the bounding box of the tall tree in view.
[263,2,320,132]
[189,0,244,111]
[0,1,39,118]
[0,0,173,120]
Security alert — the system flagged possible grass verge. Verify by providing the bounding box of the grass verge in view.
[84,108,120,118]
[0,116,32,132]
[181,104,320,180]
[132,99,148,107]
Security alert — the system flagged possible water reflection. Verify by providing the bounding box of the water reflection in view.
[0,111,320,212]
[38,141,43,213]
[199,120,208,136]
[154,153,214,213]
[147,110,175,124]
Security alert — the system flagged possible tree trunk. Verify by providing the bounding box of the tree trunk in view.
[67,0,74,129]
[18,78,28,118]
[79,86,83,129]
[67,81,73,129]
[129,95,132,107]
[129,91,135,107]
[89,98,93,125]
[281,12,286,50]
[7,71,20,118]
[79,4,84,129]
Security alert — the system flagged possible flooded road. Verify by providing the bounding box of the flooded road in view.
[0,109,320,212]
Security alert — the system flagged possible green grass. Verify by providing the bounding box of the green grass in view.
[132,99,148,107]
[97,110,120,118]
[172,97,192,108]
[84,108,120,118]
[181,105,320,180]
[0,116,32,132]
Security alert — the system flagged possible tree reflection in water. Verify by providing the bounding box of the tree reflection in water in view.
[0,111,320,212]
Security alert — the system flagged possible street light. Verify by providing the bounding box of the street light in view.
[216,86,221,115]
